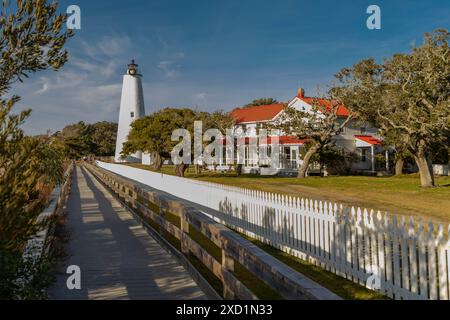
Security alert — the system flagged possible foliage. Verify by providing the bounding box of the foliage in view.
[122,108,235,176]
[0,0,72,299]
[310,144,358,176]
[0,0,73,95]
[243,97,279,108]
[0,104,65,299]
[334,29,450,187]
[1,244,56,299]
[122,108,198,172]
[272,97,352,178]
[55,121,118,158]
[203,109,236,133]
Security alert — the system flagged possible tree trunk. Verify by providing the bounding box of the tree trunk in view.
[298,143,320,178]
[194,164,201,175]
[414,154,435,187]
[174,164,189,177]
[236,164,243,176]
[151,152,163,170]
[394,158,404,176]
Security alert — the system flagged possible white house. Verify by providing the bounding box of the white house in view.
[227,88,389,175]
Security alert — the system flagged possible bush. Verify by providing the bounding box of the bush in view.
[319,146,358,176]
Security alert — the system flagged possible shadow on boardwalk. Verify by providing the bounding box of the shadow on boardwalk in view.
[48,166,206,300]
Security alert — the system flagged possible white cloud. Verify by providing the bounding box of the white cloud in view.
[157,60,178,78]
[70,58,118,78]
[34,70,88,95]
[14,35,137,134]
[15,35,192,135]
[80,35,132,60]
[34,79,50,94]
[156,51,185,78]
[195,92,207,100]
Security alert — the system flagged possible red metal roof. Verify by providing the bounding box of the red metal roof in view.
[230,92,351,124]
[297,95,350,117]
[355,135,382,145]
[230,103,286,123]
[221,136,306,146]
[265,136,307,145]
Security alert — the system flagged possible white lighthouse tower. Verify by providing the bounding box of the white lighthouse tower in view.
[114,60,146,163]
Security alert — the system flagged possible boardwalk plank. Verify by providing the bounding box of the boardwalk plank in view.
[48,166,207,300]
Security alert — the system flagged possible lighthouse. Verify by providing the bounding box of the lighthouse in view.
[114,60,145,163]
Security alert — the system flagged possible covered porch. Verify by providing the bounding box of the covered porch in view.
[354,135,390,173]
[239,136,306,175]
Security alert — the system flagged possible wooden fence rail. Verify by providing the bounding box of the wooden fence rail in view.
[85,162,340,300]
[96,161,450,300]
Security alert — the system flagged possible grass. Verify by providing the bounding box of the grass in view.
[113,170,386,300]
[237,232,387,300]
[138,199,281,299]
[140,197,382,300]
[129,164,450,225]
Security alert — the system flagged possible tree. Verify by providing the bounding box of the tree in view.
[272,97,352,178]
[122,108,235,177]
[55,121,118,158]
[122,108,198,175]
[244,98,279,108]
[335,29,450,187]
[89,121,118,156]
[306,144,357,176]
[0,0,72,299]
[199,110,236,174]
[56,121,92,158]
[381,129,412,176]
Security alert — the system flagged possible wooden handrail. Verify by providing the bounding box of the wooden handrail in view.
[84,162,341,300]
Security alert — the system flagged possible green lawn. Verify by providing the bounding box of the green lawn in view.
[140,191,383,300]
[128,164,450,224]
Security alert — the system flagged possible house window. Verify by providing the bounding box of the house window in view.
[361,149,367,162]
[130,112,135,118]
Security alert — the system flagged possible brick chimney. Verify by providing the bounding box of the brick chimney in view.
[297,87,305,98]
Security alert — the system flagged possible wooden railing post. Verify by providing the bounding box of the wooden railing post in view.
[180,210,190,255]
[131,188,137,210]
[222,250,235,299]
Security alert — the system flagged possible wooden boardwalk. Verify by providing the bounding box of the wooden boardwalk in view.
[48,166,206,300]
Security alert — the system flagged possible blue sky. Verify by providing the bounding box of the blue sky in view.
[13,0,450,135]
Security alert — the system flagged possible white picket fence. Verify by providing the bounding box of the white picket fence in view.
[97,161,450,300]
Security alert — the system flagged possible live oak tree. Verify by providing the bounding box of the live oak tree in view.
[56,121,93,158]
[88,121,118,156]
[55,121,118,158]
[200,110,236,174]
[122,108,198,176]
[382,129,412,176]
[122,108,235,177]
[273,97,352,178]
[0,0,72,299]
[335,29,450,187]
[244,98,279,108]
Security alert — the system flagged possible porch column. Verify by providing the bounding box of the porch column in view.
[371,145,375,172]
[385,150,389,171]
[278,144,285,169]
